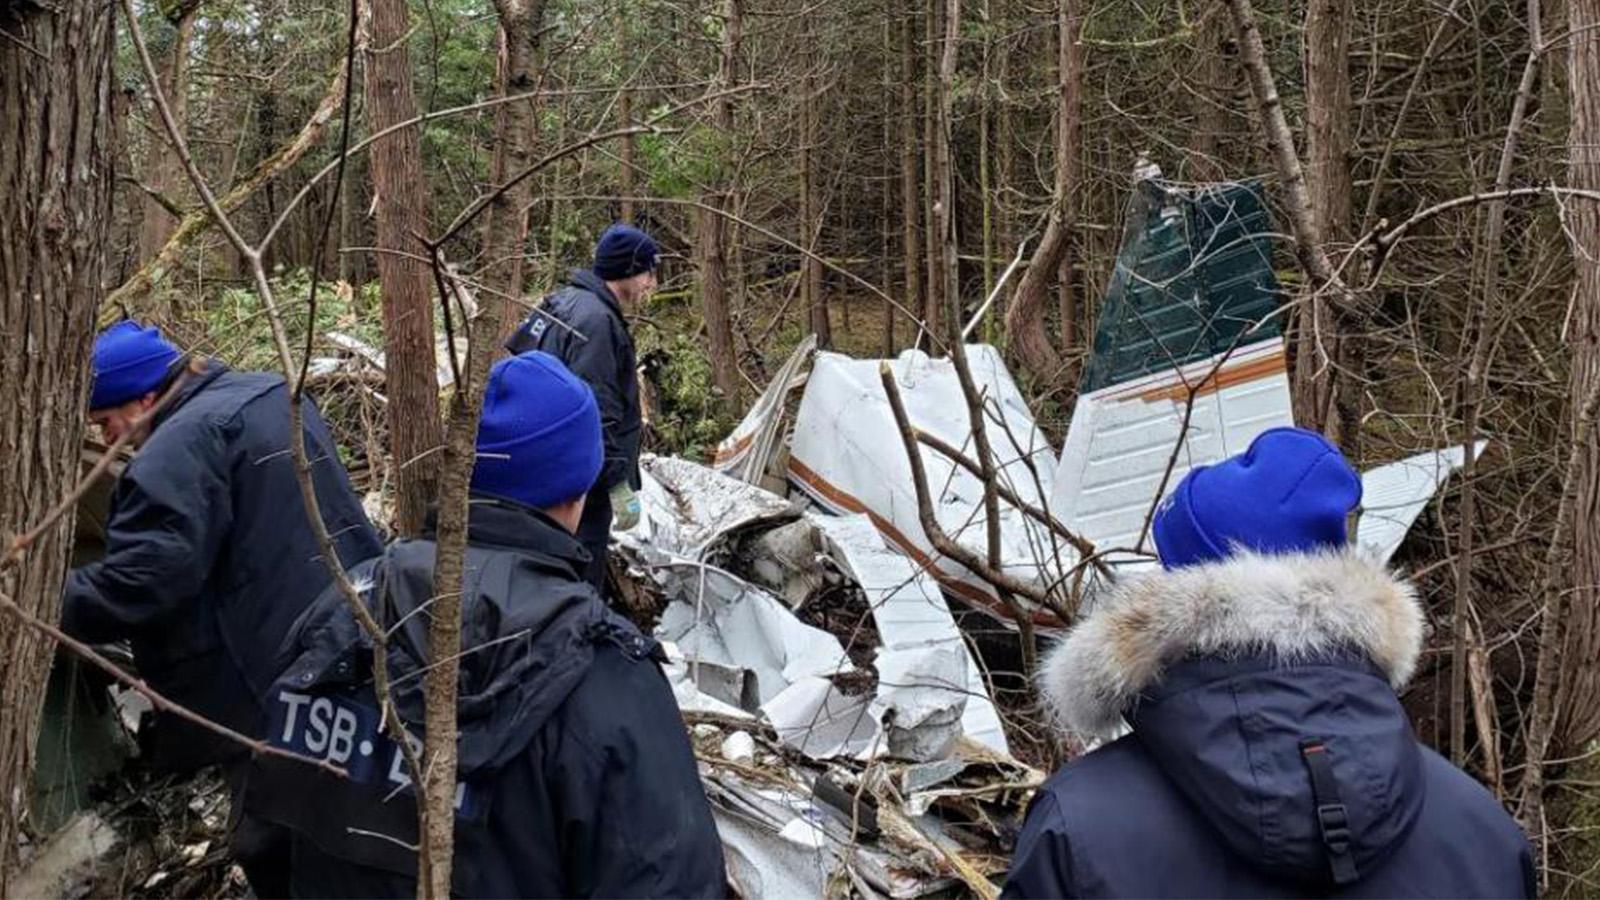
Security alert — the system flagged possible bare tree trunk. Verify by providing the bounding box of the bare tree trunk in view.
[921,0,944,342]
[1004,0,1076,381]
[1226,0,1362,453]
[0,0,113,886]
[1054,0,1082,369]
[997,48,1014,258]
[482,1,548,337]
[1456,0,1544,771]
[900,4,924,349]
[1295,0,1357,448]
[979,0,994,309]
[366,0,443,536]
[800,16,830,347]
[882,9,897,355]
[137,1,201,270]
[1555,0,1600,753]
[340,150,369,290]
[617,1,635,224]
[934,0,960,317]
[421,2,549,893]
[696,0,741,405]
[1188,2,1230,180]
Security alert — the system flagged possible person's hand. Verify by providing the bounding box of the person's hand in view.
[611,482,641,530]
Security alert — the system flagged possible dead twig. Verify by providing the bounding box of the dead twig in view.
[879,363,1060,619]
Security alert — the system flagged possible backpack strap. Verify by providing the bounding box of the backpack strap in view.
[1300,738,1360,886]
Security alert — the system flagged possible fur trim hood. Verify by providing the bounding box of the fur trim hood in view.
[1041,550,1424,740]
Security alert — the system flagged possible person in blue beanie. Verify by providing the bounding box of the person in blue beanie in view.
[1004,427,1533,899]
[64,321,382,898]
[251,351,726,899]
[504,223,656,596]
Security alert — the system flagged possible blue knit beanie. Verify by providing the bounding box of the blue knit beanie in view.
[592,223,658,281]
[90,320,183,410]
[1152,426,1362,570]
[470,351,603,510]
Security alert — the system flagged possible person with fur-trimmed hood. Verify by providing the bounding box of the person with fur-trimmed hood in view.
[1003,427,1533,899]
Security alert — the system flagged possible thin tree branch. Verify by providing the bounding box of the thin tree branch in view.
[912,428,1105,571]
[0,588,346,778]
[879,362,1060,617]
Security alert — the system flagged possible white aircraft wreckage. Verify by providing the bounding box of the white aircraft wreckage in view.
[712,178,1477,629]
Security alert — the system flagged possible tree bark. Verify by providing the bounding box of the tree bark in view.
[1188,1,1230,181]
[1226,0,1362,454]
[1455,0,1543,769]
[881,9,896,354]
[800,15,829,348]
[137,1,202,271]
[1295,0,1357,449]
[921,0,944,342]
[1054,0,1082,370]
[0,0,113,886]
[934,0,953,334]
[1005,0,1077,381]
[617,0,635,224]
[481,1,548,338]
[934,0,960,318]
[696,0,741,406]
[979,0,994,310]
[366,0,444,536]
[900,4,923,349]
[1556,0,1600,752]
[420,3,549,893]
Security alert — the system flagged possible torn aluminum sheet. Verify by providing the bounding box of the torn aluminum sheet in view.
[659,641,757,719]
[713,334,817,485]
[763,676,882,760]
[651,558,893,763]
[812,514,1010,756]
[654,561,855,707]
[634,454,798,555]
[703,765,961,899]
[788,345,1067,626]
[631,458,1012,762]
[323,330,458,388]
[1357,441,1487,563]
[898,738,1044,819]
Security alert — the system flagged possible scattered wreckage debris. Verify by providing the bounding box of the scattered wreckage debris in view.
[692,719,1038,900]
[712,178,1483,624]
[616,455,1037,897]
[717,341,1069,627]
[15,766,247,900]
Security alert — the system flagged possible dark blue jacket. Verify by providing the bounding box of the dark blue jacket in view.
[250,496,725,898]
[505,269,641,496]
[1004,552,1534,899]
[62,363,381,771]
[505,270,642,589]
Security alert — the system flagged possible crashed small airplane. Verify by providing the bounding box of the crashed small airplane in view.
[713,176,1478,628]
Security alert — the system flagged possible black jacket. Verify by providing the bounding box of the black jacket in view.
[1003,552,1534,899]
[251,496,725,898]
[505,268,641,495]
[62,363,381,771]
